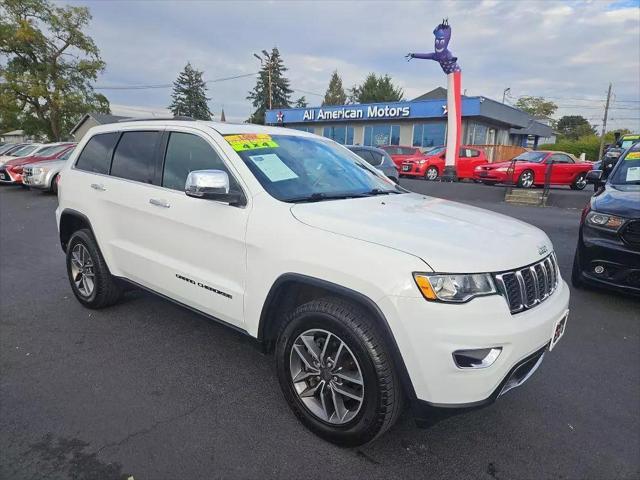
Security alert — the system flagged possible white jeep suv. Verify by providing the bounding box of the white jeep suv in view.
[56,120,569,446]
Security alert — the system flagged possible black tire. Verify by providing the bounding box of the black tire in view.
[50,174,58,194]
[275,297,403,446]
[424,166,439,181]
[571,251,585,288]
[570,173,587,190]
[517,169,535,188]
[66,229,122,309]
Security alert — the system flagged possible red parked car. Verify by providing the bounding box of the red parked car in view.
[473,150,592,190]
[380,145,427,169]
[0,143,75,185]
[398,145,489,180]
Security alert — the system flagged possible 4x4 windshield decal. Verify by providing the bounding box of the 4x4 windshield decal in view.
[224,134,279,152]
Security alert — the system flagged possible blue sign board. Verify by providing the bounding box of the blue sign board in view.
[265,97,481,124]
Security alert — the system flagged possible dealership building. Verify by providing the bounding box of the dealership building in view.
[265,88,553,153]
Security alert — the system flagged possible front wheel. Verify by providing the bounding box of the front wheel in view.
[275,298,403,446]
[571,251,585,288]
[517,169,535,188]
[424,166,439,181]
[571,173,587,190]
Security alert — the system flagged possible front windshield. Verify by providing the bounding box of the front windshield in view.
[512,151,548,163]
[58,148,74,160]
[35,144,69,157]
[225,134,401,202]
[609,144,640,185]
[426,146,445,156]
[620,138,639,150]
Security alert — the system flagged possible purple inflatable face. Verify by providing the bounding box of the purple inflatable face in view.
[433,25,451,53]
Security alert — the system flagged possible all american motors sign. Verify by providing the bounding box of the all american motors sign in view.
[302,104,411,121]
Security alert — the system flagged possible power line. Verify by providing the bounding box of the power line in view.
[95,72,260,90]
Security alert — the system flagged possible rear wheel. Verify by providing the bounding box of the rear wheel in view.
[571,173,587,190]
[275,298,403,446]
[518,169,535,188]
[425,166,439,181]
[66,229,122,309]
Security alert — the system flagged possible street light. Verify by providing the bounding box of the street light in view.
[502,87,511,104]
[254,51,272,110]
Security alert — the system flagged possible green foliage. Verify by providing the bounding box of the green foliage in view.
[349,73,404,104]
[294,96,307,108]
[0,0,108,140]
[322,70,347,106]
[514,96,558,117]
[247,47,292,124]
[556,115,596,140]
[169,63,212,120]
[539,136,601,161]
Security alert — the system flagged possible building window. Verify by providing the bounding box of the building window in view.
[292,126,314,133]
[323,125,354,145]
[412,122,446,148]
[466,122,489,145]
[364,124,400,146]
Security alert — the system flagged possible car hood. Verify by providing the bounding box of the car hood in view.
[290,193,552,273]
[592,185,640,218]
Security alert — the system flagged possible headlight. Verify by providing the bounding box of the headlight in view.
[495,167,508,172]
[585,211,624,231]
[31,167,45,175]
[413,273,497,303]
[417,160,426,164]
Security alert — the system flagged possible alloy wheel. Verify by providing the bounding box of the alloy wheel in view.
[575,174,587,189]
[289,329,364,425]
[70,244,95,297]
[521,171,533,188]
[426,167,438,181]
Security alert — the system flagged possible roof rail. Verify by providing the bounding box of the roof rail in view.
[117,116,195,122]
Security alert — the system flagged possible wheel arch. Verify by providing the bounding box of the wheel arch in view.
[258,273,417,401]
[59,209,95,253]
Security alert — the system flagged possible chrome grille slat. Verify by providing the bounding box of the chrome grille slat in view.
[494,254,559,315]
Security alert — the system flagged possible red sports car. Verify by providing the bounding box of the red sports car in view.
[0,143,76,185]
[398,145,488,180]
[473,150,593,190]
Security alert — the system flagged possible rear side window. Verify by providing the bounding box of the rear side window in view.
[110,131,160,183]
[75,133,119,174]
[353,149,378,166]
[162,132,237,191]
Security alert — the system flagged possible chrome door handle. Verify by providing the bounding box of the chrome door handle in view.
[149,198,170,208]
[90,183,106,191]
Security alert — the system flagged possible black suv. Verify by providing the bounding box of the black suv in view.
[572,142,640,294]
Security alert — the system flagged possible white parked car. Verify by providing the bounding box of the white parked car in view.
[56,120,569,446]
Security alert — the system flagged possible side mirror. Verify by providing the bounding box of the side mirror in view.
[185,170,244,206]
[586,169,603,184]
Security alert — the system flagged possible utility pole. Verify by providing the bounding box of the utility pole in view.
[598,83,612,161]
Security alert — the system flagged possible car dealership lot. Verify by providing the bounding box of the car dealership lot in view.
[1,183,638,480]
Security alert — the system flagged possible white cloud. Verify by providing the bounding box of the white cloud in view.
[63,0,639,131]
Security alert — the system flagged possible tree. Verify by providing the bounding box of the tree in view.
[514,96,558,118]
[322,70,347,106]
[349,74,404,104]
[556,115,596,140]
[247,47,292,124]
[0,0,109,141]
[294,96,308,108]
[168,63,212,120]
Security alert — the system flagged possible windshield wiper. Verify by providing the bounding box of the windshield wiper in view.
[286,192,366,203]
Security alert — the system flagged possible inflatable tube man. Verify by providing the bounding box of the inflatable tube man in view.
[407,19,462,181]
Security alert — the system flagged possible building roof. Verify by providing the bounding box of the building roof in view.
[69,112,128,135]
[412,87,449,101]
[1,129,25,136]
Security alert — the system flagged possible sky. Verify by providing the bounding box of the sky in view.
[62,0,640,131]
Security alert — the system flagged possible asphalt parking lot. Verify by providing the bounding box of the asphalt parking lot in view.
[1,181,638,480]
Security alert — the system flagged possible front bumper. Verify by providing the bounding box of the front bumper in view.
[576,224,640,294]
[473,169,509,182]
[0,168,21,184]
[378,278,570,406]
[22,168,49,189]
[400,162,427,177]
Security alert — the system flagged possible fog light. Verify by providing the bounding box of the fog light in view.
[594,265,605,274]
[453,347,502,369]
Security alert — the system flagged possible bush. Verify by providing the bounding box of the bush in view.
[539,135,601,161]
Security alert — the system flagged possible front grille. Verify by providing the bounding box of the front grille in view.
[621,220,640,249]
[494,254,559,314]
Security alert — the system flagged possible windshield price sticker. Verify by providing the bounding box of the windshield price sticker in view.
[248,153,298,182]
[626,166,640,182]
[225,134,278,152]
[625,151,640,160]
